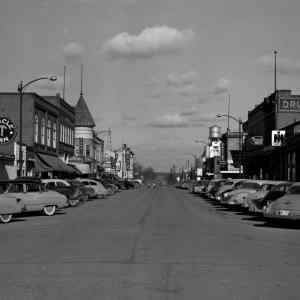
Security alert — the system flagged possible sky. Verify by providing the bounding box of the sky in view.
[1,0,300,171]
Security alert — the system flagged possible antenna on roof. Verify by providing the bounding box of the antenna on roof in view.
[80,63,83,96]
[63,65,66,100]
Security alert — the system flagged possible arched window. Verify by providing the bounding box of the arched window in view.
[53,122,57,149]
[47,120,51,146]
[41,118,45,145]
[34,114,39,143]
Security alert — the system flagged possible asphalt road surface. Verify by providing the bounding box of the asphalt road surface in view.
[1,186,300,300]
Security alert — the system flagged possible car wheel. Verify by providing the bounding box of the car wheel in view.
[68,198,78,207]
[43,205,56,216]
[0,214,12,223]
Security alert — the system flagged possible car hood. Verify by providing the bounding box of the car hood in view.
[247,191,268,201]
[270,194,300,210]
[226,188,257,197]
[218,186,234,194]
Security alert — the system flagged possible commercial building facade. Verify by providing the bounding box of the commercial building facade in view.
[243,90,300,180]
[0,92,76,180]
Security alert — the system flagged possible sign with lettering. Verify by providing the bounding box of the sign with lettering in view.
[0,117,15,144]
[278,98,300,112]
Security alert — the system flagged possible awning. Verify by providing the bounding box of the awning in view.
[34,154,53,172]
[37,154,75,173]
[67,164,82,175]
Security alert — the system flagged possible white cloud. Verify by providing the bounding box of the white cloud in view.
[149,113,189,128]
[177,84,200,97]
[180,107,198,116]
[257,54,300,75]
[167,71,198,87]
[103,26,195,59]
[213,77,231,95]
[190,113,218,124]
[63,42,85,60]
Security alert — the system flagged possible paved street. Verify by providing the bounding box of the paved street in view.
[1,186,300,300]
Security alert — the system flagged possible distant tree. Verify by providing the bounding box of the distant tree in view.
[142,167,157,182]
[133,161,143,178]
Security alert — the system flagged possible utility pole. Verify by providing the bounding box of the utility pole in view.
[274,50,277,94]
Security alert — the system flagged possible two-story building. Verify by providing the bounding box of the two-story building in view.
[244,90,300,180]
[0,92,77,180]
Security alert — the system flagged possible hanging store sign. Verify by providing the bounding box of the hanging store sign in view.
[272,130,285,147]
[278,98,300,112]
[209,141,221,158]
[0,117,15,144]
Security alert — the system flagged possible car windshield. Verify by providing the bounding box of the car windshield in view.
[224,181,234,186]
[271,184,291,192]
[261,184,274,192]
[67,180,82,186]
[287,186,300,195]
[240,182,261,190]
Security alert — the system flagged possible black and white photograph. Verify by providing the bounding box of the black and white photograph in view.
[0,0,300,299]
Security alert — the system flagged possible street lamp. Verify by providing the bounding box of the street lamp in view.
[216,113,243,176]
[17,76,57,177]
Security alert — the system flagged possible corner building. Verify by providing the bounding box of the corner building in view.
[244,90,300,180]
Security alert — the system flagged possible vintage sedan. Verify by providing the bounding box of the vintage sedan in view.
[0,180,25,223]
[42,179,83,207]
[248,182,292,213]
[76,178,109,198]
[215,179,245,202]
[222,180,269,206]
[264,182,300,221]
[241,181,278,209]
[4,178,68,217]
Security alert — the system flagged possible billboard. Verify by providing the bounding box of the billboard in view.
[272,130,285,147]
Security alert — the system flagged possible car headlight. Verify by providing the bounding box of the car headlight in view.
[223,192,228,198]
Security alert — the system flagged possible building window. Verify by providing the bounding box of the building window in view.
[67,127,70,145]
[75,145,80,156]
[71,129,74,145]
[60,123,63,142]
[62,125,65,143]
[47,120,51,147]
[41,118,45,145]
[79,138,84,156]
[34,114,39,143]
[53,122,57,149]
[85,144,90,157]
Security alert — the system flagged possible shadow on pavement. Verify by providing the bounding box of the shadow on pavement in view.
[17,210,66,218]
[254,220,300,230]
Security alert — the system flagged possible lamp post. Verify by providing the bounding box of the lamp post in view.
[17,76,57,177]
[216,113,243,176]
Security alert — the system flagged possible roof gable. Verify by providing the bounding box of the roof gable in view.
[75,94,95,127]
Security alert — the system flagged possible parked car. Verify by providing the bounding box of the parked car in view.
[0,180,25,223]
[3,178,67,218]
[247,182,292,213]
[67,180,94,200]
[42,179,83,207]
[205,179,227,199]
[76,178,109,198]
[263,182,300,221]
[215,179,245,202]
[240,181,278,209]
[221,180,270,206]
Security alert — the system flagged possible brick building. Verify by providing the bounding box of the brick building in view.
[0,93,77,179]
[244,90,300,180]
